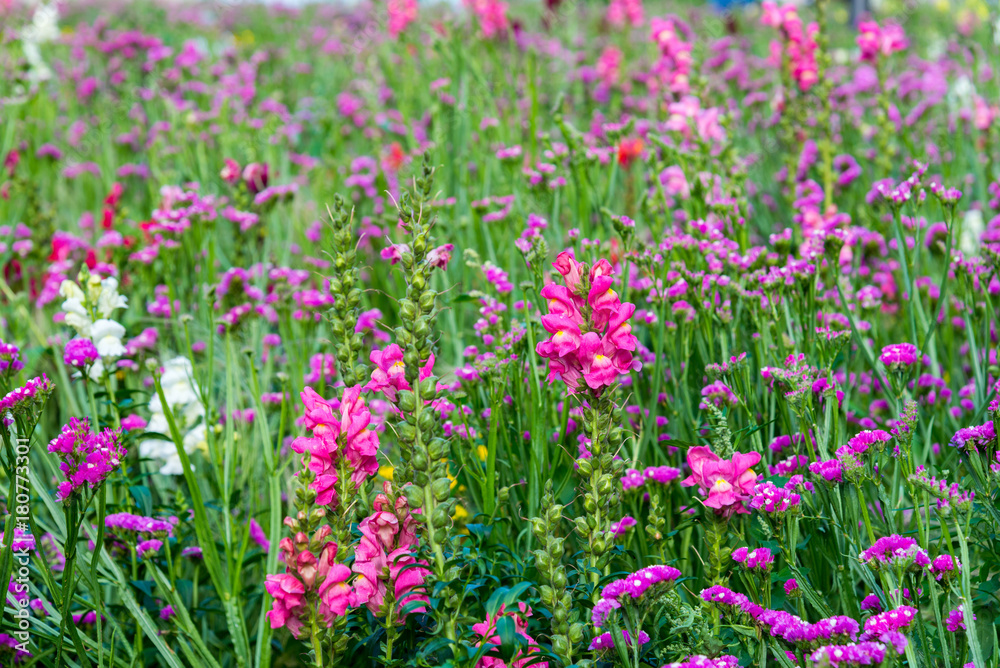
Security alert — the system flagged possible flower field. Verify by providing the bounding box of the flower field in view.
[1,0,999,665]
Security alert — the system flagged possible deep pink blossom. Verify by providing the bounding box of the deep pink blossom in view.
[682,446,761,517]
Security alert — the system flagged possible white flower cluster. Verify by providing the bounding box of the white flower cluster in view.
[21,2,59,82]
[60,274,128,380]
[141,357,207,476]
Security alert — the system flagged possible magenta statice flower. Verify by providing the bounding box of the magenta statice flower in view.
[249,518,270,552]
[588,628,650,651]
[859,536,930,572]
[784,579,799,595]
[863,606,917,636]
[662,656,739,668]
[732,547,774,571]
[0,340,24,376]
[104,513,175,537]
[0,375,55,425]
[749,482,801,514]
[699,380,738,410]
[48,418,126,502]
[949,420,996,453]
[879,343,918,371]
[136,539,163,559]
[609,516,636,538]
[808,641,897,666]
[946,605,974,632]
[929,554,960,581]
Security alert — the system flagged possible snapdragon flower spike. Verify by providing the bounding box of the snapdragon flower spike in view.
[291,385,379,506]
[48,417,126,501]
[352,482,430,617]
[859,536,929,572]
[265,525,355,638]
[535,251,641,394]
[365,343,435,402]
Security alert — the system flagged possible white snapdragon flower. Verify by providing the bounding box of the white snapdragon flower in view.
[91,319,127,359]
[21,3,59,82]
[96,277,128,317]
[141,357,206,476]
[60,279,92,336]
[960,210,984,256]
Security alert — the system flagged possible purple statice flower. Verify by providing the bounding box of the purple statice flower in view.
[249,518,270,552]
[749,482,801,514]
[0,375,55,425]
[181,546,203,559]
[662,656,739,668]
[842,429,893,456]
[621,468,645,491]
[121,414,148,431]
[806,616,861,644]
[699,380,738,410]
[600,565,682,603]
[929,554,960,581]
[769,454,809,476]
[949,420,996,453]
[48,418,126,501]
[862,606,918,637]
[482,262,513,293]
[136,539,163,559]
[645,466,681,485]
[784,579,799,596]
[0,632,32,662]
[160,605,175,620]
[0,528,35,552]
[946,605,973,632]
[859,536,929,572]
[63,339,100,369]
[609,516,637,538]
[732,547,774,571]
[588,628,649,651]
[879,343,918,371]
[861,594,883,612]
[809,459,843,483]
[105,513,175,537]
[0,341,24,376]
[809,641,897,666]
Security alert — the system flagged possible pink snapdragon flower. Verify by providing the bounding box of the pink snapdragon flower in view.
[856,21,908,62]
[266,526,355,637]
[472,603,547,668]
[606,0,643,28]
[464,0,509,38]
[681,446,761,517]
[536,252,641,394]
[387,0,418,37]
[291,386,379,506]
[352,483,430,617]
[365,344,436,402]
